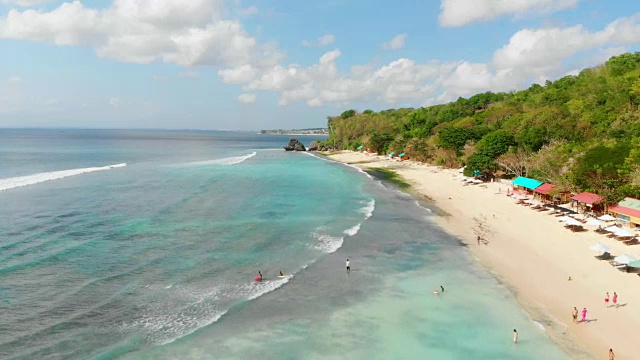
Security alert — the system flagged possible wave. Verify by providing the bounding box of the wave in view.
[343,223,361,237]
[360,199,376,219]
[303,152,374,179]
[179,152,256,166]
[312,228,344,254]
[0,163,127,192]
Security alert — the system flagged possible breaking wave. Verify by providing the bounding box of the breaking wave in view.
[180,152,257,166]
[0,163,127,192]
[360,199,376,219]
[343,223,361,237]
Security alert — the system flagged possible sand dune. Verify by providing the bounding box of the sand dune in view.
[328,151,640,360]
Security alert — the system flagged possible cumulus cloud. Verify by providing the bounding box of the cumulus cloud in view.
[217,13,640,107]
[302,33,335,47]
[381,33,407,50]
[0,0,281,68]
[439,0,579,27]
[238,93,256,103]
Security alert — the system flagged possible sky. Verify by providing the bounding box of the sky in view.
[0,0,639,130]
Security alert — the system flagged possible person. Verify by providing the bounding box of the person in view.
[433,289,439,295]
[581,307,588,322]
[258,271,263,280]
[477,235,481,245]
[440,285,445,293]
[613,292,618,308]
[609,348,615,360]
[605,292,610,307]
[513,329,518,344]
[572,307,578,324]
[346,259,350,273]
[279,271,284,276]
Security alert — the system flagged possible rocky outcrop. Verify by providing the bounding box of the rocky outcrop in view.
[284,138,306,151]
[307,140,321,151]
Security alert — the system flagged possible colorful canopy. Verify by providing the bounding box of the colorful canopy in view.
[609,198,640,218]
[511,176,543,190]
[356,145,363,150]
[571,192,604,205]
[398,153,405,157]
[534,183,554,195]
[388,152,395,156]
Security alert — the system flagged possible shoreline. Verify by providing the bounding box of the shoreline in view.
[326,150,640,360]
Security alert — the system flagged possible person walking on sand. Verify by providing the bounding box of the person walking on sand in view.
[609,348,615,360]
[572,307,578,324]
[581,307,588,323]
[613,292,618,308]
[513,329,518,343]
[346,259,350,273]
[605,292,610,307]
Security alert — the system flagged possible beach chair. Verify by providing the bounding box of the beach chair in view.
[624,238,639,246]
[595,252,613,260]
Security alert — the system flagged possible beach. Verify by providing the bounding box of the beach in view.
[327,150,640,360]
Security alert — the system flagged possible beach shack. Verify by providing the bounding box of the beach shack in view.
[533,183,571,204]
[608,197,640,228]
[511,176,543,194]
[570,192,605,214]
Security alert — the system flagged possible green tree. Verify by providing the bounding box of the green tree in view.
[340,109,356,119]
[464,152,496,176]
[362,109,375,115]
[436,127,469,152]
[476,130,516,158]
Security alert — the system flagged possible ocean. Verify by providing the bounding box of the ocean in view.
[0,129,568,359]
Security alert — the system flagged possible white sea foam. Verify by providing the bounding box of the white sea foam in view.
[343,223,361,237]
[0,163,127,192]
[180,152,257,166]
[360,199,376,219]
[312,228,344,253]
[414,200,433,213]
[303,152,374,179]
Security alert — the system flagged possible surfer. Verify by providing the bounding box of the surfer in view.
[279,271,284,276]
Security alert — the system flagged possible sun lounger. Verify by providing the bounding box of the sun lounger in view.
[595,252,613,260]
[624,239,639,245]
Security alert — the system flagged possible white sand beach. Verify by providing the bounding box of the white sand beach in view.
[327,151,640,360]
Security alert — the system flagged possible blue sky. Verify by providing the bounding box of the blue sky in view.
[0,0,639,130]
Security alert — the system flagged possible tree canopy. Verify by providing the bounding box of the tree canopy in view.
[320,52,640,203]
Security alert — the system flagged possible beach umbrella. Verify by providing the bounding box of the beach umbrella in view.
[598,214,616,221]
[558,216,574,223]
[356,145,363,150]
[627,260,640,268]
[472,179,483,183]
[604,225,621,233]
[564,218,583,227]
[614,254,638,264]
[388,152,395,156]
[615,229,634,237]
[589,243,609,252]
[585,219,603,227]
[398,153,405,157]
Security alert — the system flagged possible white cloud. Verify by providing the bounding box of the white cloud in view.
[381,33,407,50]
[0,0,280,68]
[109,97,120,107]
[179,70,199,78]
[439,0,579,27]
[216,13,640,108]
[302,33,335,47]
[238,93,256,103]
[44,97,59,106]
[8,76,21,83]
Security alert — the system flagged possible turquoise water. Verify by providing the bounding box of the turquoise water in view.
[0,130,568,359]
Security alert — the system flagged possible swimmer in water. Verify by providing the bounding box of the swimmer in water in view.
[433,289,439,295]
[440,285,445,293]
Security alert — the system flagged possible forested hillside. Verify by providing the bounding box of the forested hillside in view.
[323,53,640,202]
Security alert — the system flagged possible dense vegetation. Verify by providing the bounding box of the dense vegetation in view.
[323,53,640,203]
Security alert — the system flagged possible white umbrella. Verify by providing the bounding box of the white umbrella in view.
[472,179,483,183]
[585,219,603,227]
[598,214,616,221]
[616,229,635,237]
[613,254,638,264]
[604,225,621,233]
[558,216,574,223]
[565,218,583,227]
[589,243,609,252]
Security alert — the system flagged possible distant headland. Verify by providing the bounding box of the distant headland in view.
[261,128,328,135]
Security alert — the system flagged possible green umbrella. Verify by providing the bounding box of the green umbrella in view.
[389,152,395,156]
[356,145,363,150]
[398,153,405,157]
[628,260,640,268]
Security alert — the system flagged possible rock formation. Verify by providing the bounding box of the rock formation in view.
[284,138,306,151]
[307,140,321,151]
